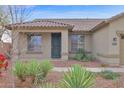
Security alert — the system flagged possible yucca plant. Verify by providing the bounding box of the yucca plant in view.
[39,60,53,77]
[60,65,95,88]
[13,61,27,82]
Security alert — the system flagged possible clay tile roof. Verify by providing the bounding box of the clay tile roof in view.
[8,20,74,29]
[6,19,104,31]
[34,19,104,31]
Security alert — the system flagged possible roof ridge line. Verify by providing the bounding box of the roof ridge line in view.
[39,19,74,27]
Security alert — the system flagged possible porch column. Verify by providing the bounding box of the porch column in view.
[61,31,69,60]
[11,31,19,62]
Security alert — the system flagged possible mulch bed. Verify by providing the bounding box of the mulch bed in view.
[46,71,64,85]
[45,71,124,88]
[1,70,124,88]
[0,62,14,88]
[52,60,102,67]
[52,60,120,68]
[0,61,123,88]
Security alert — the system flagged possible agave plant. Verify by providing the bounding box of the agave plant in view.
[60,65,95,88]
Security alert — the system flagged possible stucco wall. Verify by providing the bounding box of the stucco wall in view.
[84,34,92,52]
[108,17,124,55]
[107,16,124,64]
[92,26,110,64]
[92,16,124,65]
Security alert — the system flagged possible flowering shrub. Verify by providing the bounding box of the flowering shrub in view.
[0,54,8,69]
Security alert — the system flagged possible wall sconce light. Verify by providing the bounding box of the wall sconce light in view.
[112,37,117,45]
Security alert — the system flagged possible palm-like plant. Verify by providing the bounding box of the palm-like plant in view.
[60,65,95,88]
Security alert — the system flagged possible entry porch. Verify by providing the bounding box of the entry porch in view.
[12,29,69,61]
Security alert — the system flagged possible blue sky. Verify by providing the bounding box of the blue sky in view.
[28,5,124,20]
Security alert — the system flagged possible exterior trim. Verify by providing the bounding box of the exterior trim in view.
[61,52,69,56]
[116,31,124,37]
[26,51,43,54]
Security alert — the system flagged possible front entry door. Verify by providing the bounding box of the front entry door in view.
[120,35,124,65]
[51,33,61,58]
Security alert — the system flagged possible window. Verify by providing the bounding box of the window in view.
[71,34,84,52]
[27,33,42,52]
[71,35,78,52]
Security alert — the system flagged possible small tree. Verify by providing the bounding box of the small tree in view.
[7,5,33,24]
[0,6,10,41]
[3,6,34,58]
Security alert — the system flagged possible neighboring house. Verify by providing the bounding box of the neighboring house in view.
[5,12,124,65]
[0,26,12,59]
[0,41,12,59]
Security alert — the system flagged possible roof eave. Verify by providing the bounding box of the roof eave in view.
[90,21,109,32]
[107,12,124,23]
[5,25,74,30]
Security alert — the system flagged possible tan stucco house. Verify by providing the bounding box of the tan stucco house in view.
[6,12,124,65]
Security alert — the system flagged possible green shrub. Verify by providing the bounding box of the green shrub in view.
[26,59,44,84]
[26,59,41,77]
[13,59,53,85]
[40,82,56,88]
[74,48,94,61]
[100,70,120,80]
[74,54,83,61]
[13,61,27,81]
[82,55,92,61]
[39,60,53,77]
[85,55,95,61]
[60,65,95,88]
[34,73,44,85]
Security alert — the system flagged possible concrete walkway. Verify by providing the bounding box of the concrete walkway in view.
[53,67,124,72]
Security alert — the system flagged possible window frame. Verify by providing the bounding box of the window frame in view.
[70,34,85,53]
[27,33,42,53]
